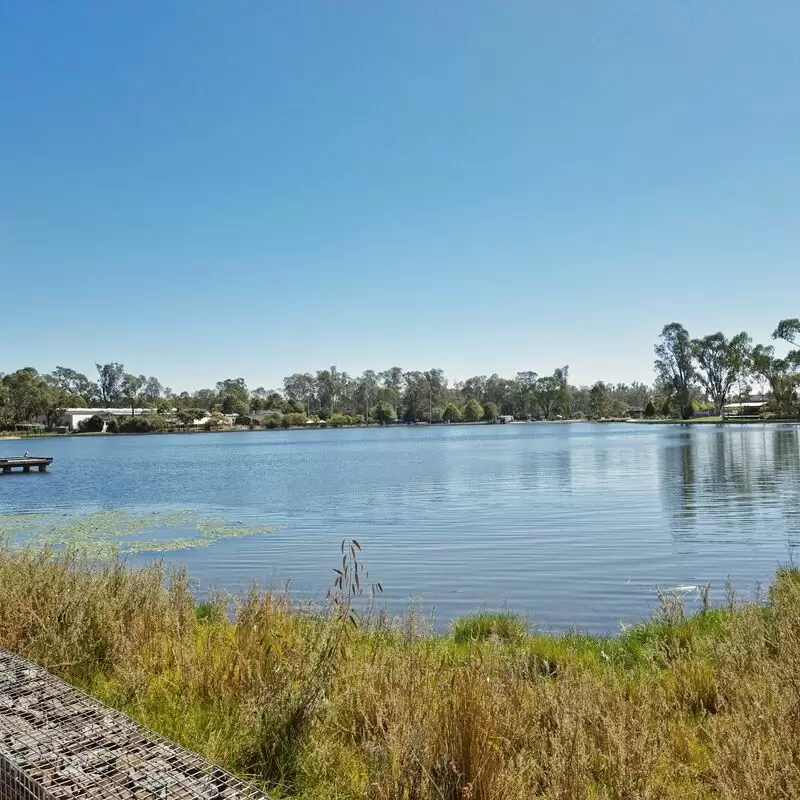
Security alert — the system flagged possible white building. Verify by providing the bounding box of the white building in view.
[59,408,155,431]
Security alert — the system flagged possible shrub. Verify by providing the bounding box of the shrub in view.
[451,612,528,644]
[464,398,484,422]
[282,412,307,428]
[373,401,396,425]
[105,418,119,434]
[644,400,657,418]
[77,415,105,433]
[176,408,207,426]
[118,415,167,434]
[442,403,462,423]
[328,413,348,428]
[482,401,499,421]
[262,411,283,429]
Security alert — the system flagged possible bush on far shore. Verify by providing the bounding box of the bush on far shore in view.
[77,414,105,433]
[118,415,167,434]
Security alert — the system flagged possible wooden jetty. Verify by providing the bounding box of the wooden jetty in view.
[0,457,53,474]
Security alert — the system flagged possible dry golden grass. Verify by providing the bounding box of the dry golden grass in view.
[1,542,800,799]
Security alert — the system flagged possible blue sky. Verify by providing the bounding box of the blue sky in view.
[2,2,798,391]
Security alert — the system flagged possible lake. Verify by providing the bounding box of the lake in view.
[1,423,799,632]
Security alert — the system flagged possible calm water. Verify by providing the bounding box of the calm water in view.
[1,423,799,632]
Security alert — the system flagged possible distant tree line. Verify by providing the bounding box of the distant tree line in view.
[653,318,800,420]
[1,318,798,431]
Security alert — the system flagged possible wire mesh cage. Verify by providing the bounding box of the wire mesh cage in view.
[0,648,269,799]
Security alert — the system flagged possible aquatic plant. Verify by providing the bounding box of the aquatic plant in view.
[0,509,274,556]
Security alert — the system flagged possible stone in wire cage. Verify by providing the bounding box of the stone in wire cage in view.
[0,648,269,799]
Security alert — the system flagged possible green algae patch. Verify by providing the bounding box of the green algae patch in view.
[0,509,275,556]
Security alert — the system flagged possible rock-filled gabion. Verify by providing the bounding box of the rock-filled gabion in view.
[0,648,269,799]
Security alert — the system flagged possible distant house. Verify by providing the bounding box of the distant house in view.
[627,407,645,419]
[722,401,767,417]
[56,408,155,432]
[498,415,514,424]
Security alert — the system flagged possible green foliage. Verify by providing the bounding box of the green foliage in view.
[644,399,657,418]
[373,400,396,425]
[589,381,609,419]
[0,367,71,430]
[451,612,528,644]
[282,412,308,428]
[535,375,561,420]
[691,331,752,416]
[442,403,462,423]
[105,418,119,434]
[176,408,207,426]
[654,323,695,419]
[752,343,799,417]
[95,362,125,405]
[78,414,105,433]
[463,398,484,422]
[223,396,250,416]
[118,415,167,434]
[482,401,499,421]
[262,411,283,429]
[1,509,274,557]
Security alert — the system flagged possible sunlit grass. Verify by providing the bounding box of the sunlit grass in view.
[1,543,799,799]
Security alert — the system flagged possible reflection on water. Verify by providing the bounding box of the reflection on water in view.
[661,426,800,550]
[0,423,799,632]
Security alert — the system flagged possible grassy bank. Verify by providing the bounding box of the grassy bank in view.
[1,545,799,799]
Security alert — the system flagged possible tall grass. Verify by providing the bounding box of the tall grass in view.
[1,543,800,799]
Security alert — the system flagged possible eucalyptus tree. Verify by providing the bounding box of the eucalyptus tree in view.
[751,344,798,417]
[535,375,561,420]
[51,366,98,404]
[589,381,609,419]
[122,373,147,417]
[691,331,752,415]
[654,323,695,419]
[96,362,125,405]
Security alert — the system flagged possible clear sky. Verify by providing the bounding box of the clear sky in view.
[2,2,798,392]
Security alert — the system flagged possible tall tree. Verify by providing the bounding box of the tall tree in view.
[773,318,800,350]
[122,373,147,417]
[96,362,125,406]
[51,366,98,404]
[751,345,799,417]
[283,373,316,415]
[142,376,164,404]
[691,332,752,416]
[553,365,572,418]
[514,371,538,417]
[589,381,609,419]
[654,323,695,420]
[355,370,379,420]
[535,376,561,420]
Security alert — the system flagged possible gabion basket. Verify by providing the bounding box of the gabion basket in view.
[0,648,269,799]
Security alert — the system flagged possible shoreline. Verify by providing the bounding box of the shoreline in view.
[0,546,796,798]
[3,416,798,443]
